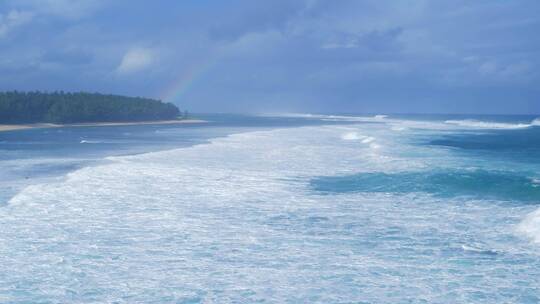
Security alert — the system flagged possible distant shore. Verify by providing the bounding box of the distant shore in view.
[0,119,207,132]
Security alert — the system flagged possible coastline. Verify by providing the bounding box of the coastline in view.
[0,119,207,132]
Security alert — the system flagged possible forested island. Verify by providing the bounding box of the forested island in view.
[0,91,181,124]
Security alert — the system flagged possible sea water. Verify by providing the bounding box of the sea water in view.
[0,114,539,303]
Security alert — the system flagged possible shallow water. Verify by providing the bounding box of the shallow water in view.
[0,114,539,303]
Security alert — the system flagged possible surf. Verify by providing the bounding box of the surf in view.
[2,116,540,303]
[445,118,540,129]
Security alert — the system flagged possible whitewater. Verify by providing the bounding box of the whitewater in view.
[0,114,539,303]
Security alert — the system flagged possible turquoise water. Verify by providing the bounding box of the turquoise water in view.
[0,114,539,303]
[311,169,540,202]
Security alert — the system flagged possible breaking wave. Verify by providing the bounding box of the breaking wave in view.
[341,132,361,140]
[80,140,103,144]
[2,120,540,302]
[262,113,390,123]
[518,208,540,243]
[445,118,539,129]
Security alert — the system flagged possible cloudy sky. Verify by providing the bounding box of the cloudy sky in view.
[0,0,538,114]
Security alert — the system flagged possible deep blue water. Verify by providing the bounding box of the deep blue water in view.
[1,113,539,303]
[430,127,540,164]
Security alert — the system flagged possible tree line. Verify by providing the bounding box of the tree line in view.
[0,91,181,124]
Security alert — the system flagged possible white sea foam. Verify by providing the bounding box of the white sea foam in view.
[340,132,377,145]
[2,123,539,302]
[461,244,483,252]
[265,112,522,131]
[460,244,498,255]
[341,132,361,140]
[391,126,407,131]
[445,119,535,129]
[361,136,375,144]
[263,113,390,123]
[80,140,102,144]
[517,208,540,243]
[287,113,499,131]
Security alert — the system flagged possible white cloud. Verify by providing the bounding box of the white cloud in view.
[116,48,155,75]
[441,57,534,86]
[0,1,104,38]
[321,41,358,49]
[478,62,498,75]
[8,0,105,19]
[473,59,531,79]
[0,10,34,38]
[500,62,531,77]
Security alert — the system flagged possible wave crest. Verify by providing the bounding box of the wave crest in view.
[517,208,540,243]
[261,113,389,123]
[444,120,531,129]
[341,132,361,140]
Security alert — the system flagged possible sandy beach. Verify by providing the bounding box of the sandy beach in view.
[0,119,206,132]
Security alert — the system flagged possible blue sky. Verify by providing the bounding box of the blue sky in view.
[0,0,538,114]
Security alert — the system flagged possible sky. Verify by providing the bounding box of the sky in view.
[0,0,539,114]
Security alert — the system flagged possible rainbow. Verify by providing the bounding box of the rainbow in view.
[159,53,221,104]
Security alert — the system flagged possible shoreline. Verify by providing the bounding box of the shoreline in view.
[0,119,207,132]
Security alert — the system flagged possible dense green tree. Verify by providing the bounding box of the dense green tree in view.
[0,91,181,124]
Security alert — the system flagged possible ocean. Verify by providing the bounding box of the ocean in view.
[0,114,539,303]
